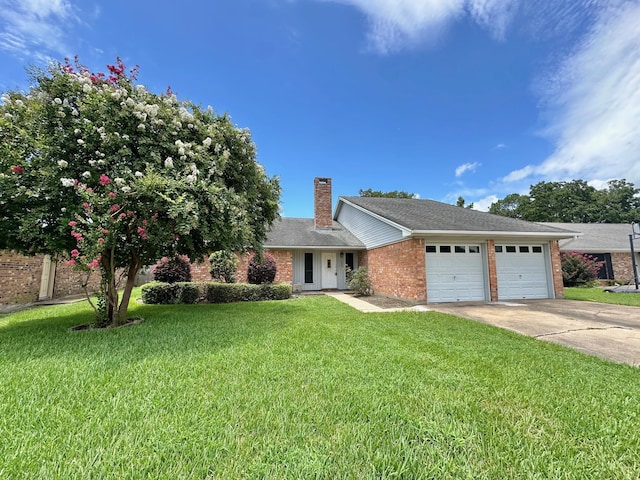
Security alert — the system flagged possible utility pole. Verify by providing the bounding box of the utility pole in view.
[631,223,640,290]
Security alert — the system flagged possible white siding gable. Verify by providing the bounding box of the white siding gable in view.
[336,201,405,248]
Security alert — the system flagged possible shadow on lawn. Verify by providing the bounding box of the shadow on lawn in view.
[0,300,296,363]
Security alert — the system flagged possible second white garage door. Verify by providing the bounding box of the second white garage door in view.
[495,245,550,300]
[426,244,486,303]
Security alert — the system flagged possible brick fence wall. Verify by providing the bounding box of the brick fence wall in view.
[0,250,101,304]
[0,251,45,304]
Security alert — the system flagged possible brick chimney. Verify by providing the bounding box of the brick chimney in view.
[314,177,333,229]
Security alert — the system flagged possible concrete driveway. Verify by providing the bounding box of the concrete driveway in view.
[429,299,640,367]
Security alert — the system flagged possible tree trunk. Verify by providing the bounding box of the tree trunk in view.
[117,259,141,325]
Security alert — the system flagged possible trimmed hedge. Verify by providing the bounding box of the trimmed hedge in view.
[141,281,291,305]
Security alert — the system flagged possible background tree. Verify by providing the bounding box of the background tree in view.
[0,57,280,327]
[455,196,474,209]
[488,193,531,219]
[359,188,417,198]
[489,179,640,223]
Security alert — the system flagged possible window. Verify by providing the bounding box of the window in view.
[426,245,437,253]
[345,253,354,271]
[532,246,542,253]
[304,253,313,283]
[469,246,480,253]
[455,246,466,253]
[519,246,530,253]
[506,246,517,253]
[440,245,451,253]
[495,246,503,253]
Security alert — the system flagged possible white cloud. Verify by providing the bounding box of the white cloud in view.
[455,161,480,177]
[492,143,507,150]
[0,0,79,59]
[502,165,533,183]
[473,194,499,212]
[504,2,640,187]
[320,0,522,53]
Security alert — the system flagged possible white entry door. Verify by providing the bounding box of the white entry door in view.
[321,252,338,289]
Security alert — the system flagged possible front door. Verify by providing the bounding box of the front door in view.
[321,252,338,289]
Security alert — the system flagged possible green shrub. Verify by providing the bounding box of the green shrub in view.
[143,282,292,305]
[247,252,277,284]
[209,250,237,283]
[141,282,180,304]
[204,283,240,304]
[561,252,603,287]
[348,267,373,296]
[177,282,201,304]
[152,255,192,283]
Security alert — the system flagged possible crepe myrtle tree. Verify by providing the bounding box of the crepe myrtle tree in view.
[0,57,280,327]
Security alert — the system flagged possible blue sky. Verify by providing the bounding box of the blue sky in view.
[1,0,639,218]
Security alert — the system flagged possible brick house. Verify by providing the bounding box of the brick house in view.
[541,222,640,283]
[1,177,578,305]
[240,177,576,303]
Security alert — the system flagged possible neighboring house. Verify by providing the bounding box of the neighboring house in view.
[541,223,640,283]
[241,177,576,303]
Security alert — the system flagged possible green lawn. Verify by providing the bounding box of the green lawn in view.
[1,293,639,479]
[565,286,640,306]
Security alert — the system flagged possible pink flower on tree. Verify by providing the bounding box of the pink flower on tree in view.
[71,249,79,257]
[109,204,120,212]
[87,254,102,269]
[68,221,77,227]
[11,165,24,174]
[98,237,105,243]
[100,228,109,234]
[99,174,111,185]
[108,192,117,198]
[67,259,76,266]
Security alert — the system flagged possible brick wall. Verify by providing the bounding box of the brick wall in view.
[235,250,293,284]
[611,252,638,283]
[549,240,564,299]
[190,255,212,282]
[190,250,294,284]
[0,250,45,304]
[0,250,102,304]
[366,239,427,301]
[52,260,101,298]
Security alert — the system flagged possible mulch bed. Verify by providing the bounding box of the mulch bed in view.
[349,294,417,309]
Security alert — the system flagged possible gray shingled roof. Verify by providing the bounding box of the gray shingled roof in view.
[341,196,577,236]
[265,218,365,248]
[540,223,636,252]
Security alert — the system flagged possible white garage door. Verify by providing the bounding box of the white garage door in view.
[426,244,486,303]
[495,245,550,300]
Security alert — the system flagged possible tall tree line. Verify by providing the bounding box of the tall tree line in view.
[489,179,640,223]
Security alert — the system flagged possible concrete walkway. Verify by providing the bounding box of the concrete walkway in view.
[325,292,430,313]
